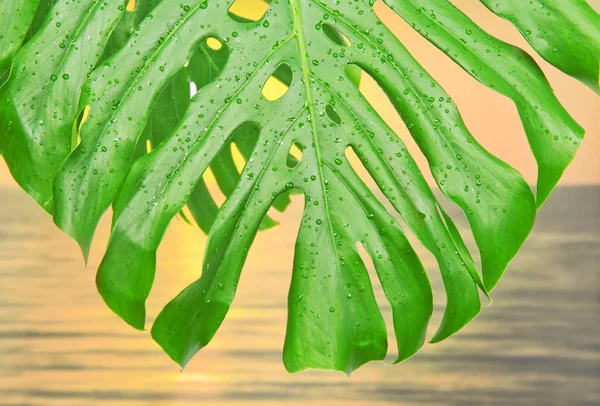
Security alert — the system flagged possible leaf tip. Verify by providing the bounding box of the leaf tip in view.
[151,324,196,370]
[429,303,481,344]
[96,273,147,331]
[534,188,552,211]
[80,242,91,266]
[178,358,191,372]
[53,211,93,265]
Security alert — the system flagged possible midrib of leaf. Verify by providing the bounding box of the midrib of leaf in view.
[291,0,358,365]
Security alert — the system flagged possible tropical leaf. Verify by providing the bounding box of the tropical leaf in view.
[384,0,585,206]
[0,0,39,84]
[0,0,128,211]
[85,0,532,371]
[0,0,594,374]
[103,0,299,234]
[480,0,600,94]
[26,1,60,39]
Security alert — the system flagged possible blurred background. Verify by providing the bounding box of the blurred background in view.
[1,0,599,405]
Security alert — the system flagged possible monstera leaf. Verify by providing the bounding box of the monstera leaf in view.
[0,0,38,83]
[0,0,597,374]
[481,0,600,94]
[104,0,295,234]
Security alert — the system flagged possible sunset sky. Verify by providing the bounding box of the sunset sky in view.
[1,0,598,187]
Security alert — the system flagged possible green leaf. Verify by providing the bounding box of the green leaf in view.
[79,0,535,371]
[481,0,600,94]
[0,0,39,85]
[104,0,291,234]
[0,0,591,374]
[24,1,59,43]
[0,0,61,87]
[0,0,128,213]
[384,0,585,208]
[102,0,157,61]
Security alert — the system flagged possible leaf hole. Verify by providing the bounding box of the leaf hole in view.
[189,82,198,98]
[344,63,433,184]
[179,205,199,227]
[262,63,292,102]
[322,23,351,47]
[228,0,271,22]
[345,144,411,236]
[229,122,261,174]
[188,38,230,90]
[202,167,227,207]
[230,142,246,174]
[435,201,482,272]
[126,0,136,12]
[287,141,304,168]
[187,123,262,232]
[344,145,378,189]
[344,64,364,87]
[206,37,223,51]
[325,104,342,125]
[73,105,90,149]
[79,105,90,130]
[355,241,396,360]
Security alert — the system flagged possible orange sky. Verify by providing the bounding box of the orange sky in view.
[1,0,598,186]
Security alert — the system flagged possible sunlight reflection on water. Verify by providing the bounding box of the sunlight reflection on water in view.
[0,186,598,405]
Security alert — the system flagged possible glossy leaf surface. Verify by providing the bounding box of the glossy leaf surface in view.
[0,0,39,84]
[0,0,127,212]
[481,0,600,94]
[385,0,584,207]
[0,0,593,374]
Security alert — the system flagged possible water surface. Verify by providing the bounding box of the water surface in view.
[0,186,598,405]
